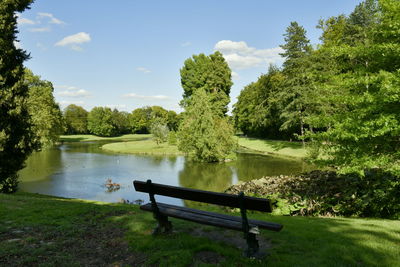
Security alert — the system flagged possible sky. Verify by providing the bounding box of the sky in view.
[16,0,363,113]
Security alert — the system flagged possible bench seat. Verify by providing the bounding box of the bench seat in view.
[140,202,283,232]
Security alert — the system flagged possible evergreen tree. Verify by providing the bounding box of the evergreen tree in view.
[0,0,37,193]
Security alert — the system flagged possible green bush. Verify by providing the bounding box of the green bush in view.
[226,169,400,219]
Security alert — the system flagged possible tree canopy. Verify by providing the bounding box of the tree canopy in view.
[64,104,89,134]
[0,0,36,193]
[180,51,232,116]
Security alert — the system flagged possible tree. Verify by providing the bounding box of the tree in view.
[64,104,88,134]
[111,109,130,135]
[177,89,236,162]
[25,69,65,148]
[278,21,313,143]
[233,65,286,138]
[87,107,115,137]
[308,0,400,175]
[0,0,37,193]
[180,51,232,116]
[129,107,151,133]
[149,117,169,145]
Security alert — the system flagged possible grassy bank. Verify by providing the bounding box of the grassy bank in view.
[60,134,151,142]
[237,136,307,158]
[102,139,183,155]
[1,193,399,266]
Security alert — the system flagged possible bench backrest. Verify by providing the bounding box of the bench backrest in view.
[133,180,272,212]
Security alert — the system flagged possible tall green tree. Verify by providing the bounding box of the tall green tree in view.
[309,0,400,175]
[87,107,115,137]
[25,69,65,148]
[111,109,130,135]
[177,89,236,162]
[278,21,313,142]
[64,104,88,134]
[0,0,37,193]
[180,51,232,116]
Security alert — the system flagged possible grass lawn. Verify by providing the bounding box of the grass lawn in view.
[237,136,307,158]
[1,192,399,266]
[102,139,183,155]
[60,134,152,142]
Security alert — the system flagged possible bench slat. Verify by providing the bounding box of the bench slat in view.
[134,180,272,212]
[140,203,283,232]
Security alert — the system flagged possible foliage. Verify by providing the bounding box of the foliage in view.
[87,107,115,137]
[0,0,37,193]
[180,51,232,116]
[177,89,236,162]
[129,106,178,134]
[307,0,400,175]
[226,170,400,219]
[149,117,169,145]
[111,109,130,134]
[24,69,65,148]
[64,104,88,134]
[233,66,286,138]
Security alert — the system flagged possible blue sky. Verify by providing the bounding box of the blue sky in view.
[16,0,362,113]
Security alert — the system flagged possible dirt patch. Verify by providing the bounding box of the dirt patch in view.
[0,212,147,266]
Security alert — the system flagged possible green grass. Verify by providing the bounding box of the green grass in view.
[1,192,399,266]
[60,134,151,142]
[237,136,307,158]
[102,139,182,155]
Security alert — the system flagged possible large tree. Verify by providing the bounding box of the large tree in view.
[309,0,400,175]
[87,107,116,137]
[180,51,232,116]
[25,69,65,148]
[278,21,313,142]
[64,104,88,134]
[177,89,236,162]
[0,0,37,193]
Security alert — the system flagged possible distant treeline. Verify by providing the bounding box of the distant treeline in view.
[63,104,180,137]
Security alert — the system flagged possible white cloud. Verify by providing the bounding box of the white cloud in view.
[29,27,51,32]
[123,93,170,100]
[55,32,91,51]
[17,16,35,25]
[56,85,91,98]
[59,89,91,97]
[13,41,22,49]
[37,12,65,25]
[181,41,191,47]
[231,71,240,80]
[105,104,127,110]
[136,67,151,74]
[214,40,284,70]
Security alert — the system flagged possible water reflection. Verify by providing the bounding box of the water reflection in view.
[18,142,313,205]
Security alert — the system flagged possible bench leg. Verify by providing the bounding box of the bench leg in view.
[245,233,259,258]
[153,214,173,235]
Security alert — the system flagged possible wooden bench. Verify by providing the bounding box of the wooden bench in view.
[133,180,283,257]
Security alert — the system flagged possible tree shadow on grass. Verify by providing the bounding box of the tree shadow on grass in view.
[121,207,400,267]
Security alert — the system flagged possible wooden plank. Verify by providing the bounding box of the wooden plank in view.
[140,202,283,232]
[134,180,272,212]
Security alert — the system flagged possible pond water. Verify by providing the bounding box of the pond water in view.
[19,141,312,205]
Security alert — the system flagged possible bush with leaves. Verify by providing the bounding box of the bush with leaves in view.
[149,118,169,145]
[226,169,400,219]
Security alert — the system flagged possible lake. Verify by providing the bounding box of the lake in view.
[19,141,312,205]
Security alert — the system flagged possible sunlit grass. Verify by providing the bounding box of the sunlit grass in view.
[102,139,183,155]
[1,192,399,266]
[60,134,151,142]
[237,136,307,158]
